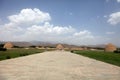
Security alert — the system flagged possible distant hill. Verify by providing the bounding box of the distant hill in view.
[0,41,32,47]
[1,41,119,48]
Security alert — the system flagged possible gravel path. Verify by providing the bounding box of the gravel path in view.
[0,51,120,80]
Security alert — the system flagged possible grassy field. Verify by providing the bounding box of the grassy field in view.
[0,48,46,61]
[72,50,120,67]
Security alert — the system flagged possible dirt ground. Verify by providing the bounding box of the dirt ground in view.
[0,51,120,80]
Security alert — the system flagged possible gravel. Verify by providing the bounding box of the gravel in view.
[0,50,120,80]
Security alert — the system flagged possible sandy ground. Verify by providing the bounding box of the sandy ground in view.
[0,50,120,80]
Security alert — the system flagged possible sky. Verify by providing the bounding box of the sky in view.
[0,0,120,46]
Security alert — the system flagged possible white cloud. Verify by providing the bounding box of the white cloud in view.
[117,0,120,3]
[106,32,115,34]
[107,0,120,3]
[0,8,103,45]
[67,30,95,45]
[108,12,120,25]
[8,8,51,25]
[25,22,75,36]
[73,30,94,39]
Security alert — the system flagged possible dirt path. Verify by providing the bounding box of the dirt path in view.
[0,51,120,80]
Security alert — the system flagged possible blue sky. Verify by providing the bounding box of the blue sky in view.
[0,0,120,46]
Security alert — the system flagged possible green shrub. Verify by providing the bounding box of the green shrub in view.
[0,44,4,47]
[114,50,120,53]
[6,56,11,59]
[0,48,7,51]
[71,50,74,53]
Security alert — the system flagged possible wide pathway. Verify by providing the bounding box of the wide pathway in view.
[0,51,120,80]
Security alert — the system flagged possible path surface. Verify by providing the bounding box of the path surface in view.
[0,51,120,80]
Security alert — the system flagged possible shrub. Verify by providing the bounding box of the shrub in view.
[0,48,7,51]
[13,46,20,48]
[20,54,25,56]
[114,50,120,53]
[0,44,4,47]
[20,53,29,56]
[20,54,23,56]
[29,45,36,48]
[71,50,74,53]
[6,56,11,59]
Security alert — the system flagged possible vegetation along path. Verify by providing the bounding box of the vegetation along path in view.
[0,51,120,80]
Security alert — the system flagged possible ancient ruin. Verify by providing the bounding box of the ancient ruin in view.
[3,42,14,49]
[105,43,117,52]
[56,44,64,50]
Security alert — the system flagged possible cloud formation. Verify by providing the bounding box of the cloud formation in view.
[106,32,115,34]
[73,30,94,39]
[8,8,51,25]
[108,12,120,25]
[117,0,120,3]
[0,8,103,45]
